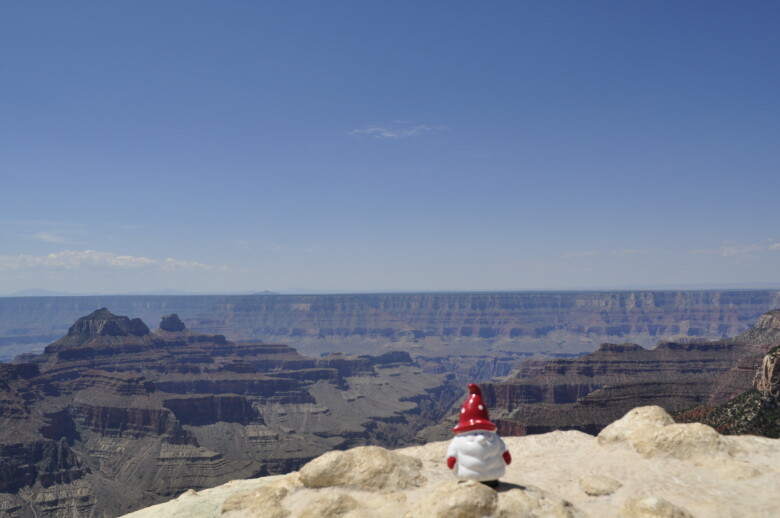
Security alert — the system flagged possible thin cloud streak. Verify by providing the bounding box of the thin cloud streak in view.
[690,244,765,258]
[26,232,72,244]
[0,250,217,271]
[563,250,600,258]
[348,122,449,140]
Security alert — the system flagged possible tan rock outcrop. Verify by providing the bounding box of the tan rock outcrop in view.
[597,405,739,460]
[221,477,296,518]
[299,445,426,491]
[579,474,622,496]
[405,480,497,518]
[754,349,780,399]
[121,406,780,518]
[620,496,694,518]
[497,486,584,518]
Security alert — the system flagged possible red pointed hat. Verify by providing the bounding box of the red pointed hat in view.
[452,383,497,434]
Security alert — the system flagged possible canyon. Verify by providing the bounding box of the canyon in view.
[675,311,780,437]
[0,309,459,517]
[3,295,780,516]
[2,290,780,362]
[480,310,780,437]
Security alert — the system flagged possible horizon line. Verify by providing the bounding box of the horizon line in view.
[4,285,780,298]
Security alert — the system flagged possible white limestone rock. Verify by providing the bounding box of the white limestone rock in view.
[221,476,298,518]
[121,406,780,518]
[299,445,426,491]
[497,486,585,518]
[404,479,496,518]
[620,495,694,518]
[296,492,360,518]
[579,474,622,496]
[597,405,739,460]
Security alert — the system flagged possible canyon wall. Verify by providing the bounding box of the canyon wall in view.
[0,310,460,517]
[675,314,780,436]
[2,290,780,361]
[479,310,780,437]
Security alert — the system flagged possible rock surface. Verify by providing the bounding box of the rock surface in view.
[578,474,621,497]
[480,311,780,436]
[120,406,780,518]
[675,342,780,438]
[754,347,780,399]
[0,310,459,517]
[159,314,187,333]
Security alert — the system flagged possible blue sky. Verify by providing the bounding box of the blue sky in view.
[1,1,779,294]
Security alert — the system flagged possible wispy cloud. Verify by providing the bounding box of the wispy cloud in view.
[0,220,84,228]
[348,121,449,140]
[612,249,641,256]
[0,250,218,271]
[690,244,764,258]
[26,231,71,244]
[121,224,153,230]
[563,250,600,258]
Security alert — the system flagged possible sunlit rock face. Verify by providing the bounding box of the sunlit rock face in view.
[754,349,780,399]
[120,406,780,518]
[0,310,459,517]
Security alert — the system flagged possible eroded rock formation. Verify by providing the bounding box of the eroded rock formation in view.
[754,347,780,399]
[120,406,780,518]
[479,310,780,436]
[675,327,780,437]
[0,309,459,517]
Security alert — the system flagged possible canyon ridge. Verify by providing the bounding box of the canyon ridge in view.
[0,310,459,517]
[2,297,780,516]
[2,290,780,362]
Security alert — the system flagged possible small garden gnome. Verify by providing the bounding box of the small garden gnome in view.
[446,383,511,488]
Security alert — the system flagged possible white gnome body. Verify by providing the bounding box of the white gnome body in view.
[446,383,511,483]
[447,430,507,481]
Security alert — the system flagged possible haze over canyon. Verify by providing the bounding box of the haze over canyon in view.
[3,290,780,362]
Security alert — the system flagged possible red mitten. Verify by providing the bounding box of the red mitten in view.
[502,451,512,465]
[447,456,456,470]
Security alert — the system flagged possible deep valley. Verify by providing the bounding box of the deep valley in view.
[0,310,459,517]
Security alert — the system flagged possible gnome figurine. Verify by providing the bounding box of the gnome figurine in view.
[446,383,511,488]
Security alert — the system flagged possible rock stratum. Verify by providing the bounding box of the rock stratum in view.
[478,309,780,437]
[2,291,780,361]
[675,313,780,437]
[120,406,780,518]
[0,310,459,517]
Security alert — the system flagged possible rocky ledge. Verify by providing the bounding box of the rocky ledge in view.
[120,406,780,518]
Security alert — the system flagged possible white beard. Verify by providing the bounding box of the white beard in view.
[447,430,507,481]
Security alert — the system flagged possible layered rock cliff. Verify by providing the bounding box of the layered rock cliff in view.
[675,317,780,437]
[2,291,779,361]
[0,310,459,517]
[478,310,780,437]
[119,406,780,518]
